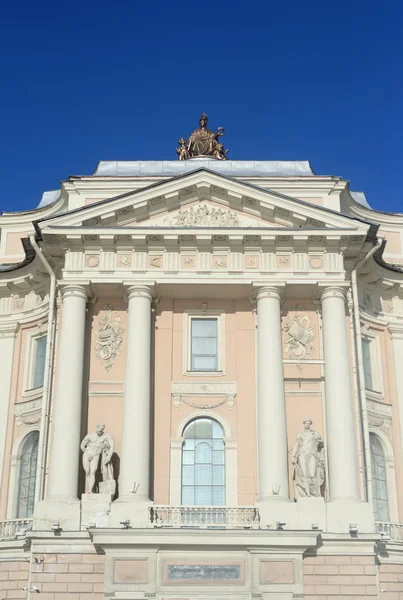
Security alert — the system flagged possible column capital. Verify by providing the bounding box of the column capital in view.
[388,324,403,340]
[60,284,90,302]
[124,284,153,302]
[256,285,283,302]
[320,285,348,302]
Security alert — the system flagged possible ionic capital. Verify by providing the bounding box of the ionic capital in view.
[60,284,90,302]
[256,285,283,303]
[125,284,153,303]
[320,286,348,303]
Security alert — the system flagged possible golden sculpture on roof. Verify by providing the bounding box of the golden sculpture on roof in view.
[177,113,229,161]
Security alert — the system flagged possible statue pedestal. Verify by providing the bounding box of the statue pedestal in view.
[81,493,113,530]
[34,496,81,531]
[109,496,152,528]
[296,496,326,530]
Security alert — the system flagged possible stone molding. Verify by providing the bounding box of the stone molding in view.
[171,381,236,410]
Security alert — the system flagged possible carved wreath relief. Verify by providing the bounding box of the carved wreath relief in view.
[284,312,314,359]
[95,306,123,371]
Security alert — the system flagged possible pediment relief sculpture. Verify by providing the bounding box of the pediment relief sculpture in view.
[163,203,240,227]
[292,418,325,500]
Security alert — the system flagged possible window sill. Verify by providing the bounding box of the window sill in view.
[184,370,225,377]
[21,387,43,399]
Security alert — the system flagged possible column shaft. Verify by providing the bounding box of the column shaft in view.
[321,287,359,501]
[257,286,289,501]
[47,285,88,498]
[119,285,152,499]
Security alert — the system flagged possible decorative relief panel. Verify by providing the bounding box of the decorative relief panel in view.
[284,312,314,359]
[85,254,100,269]
[171,381,236,410]
[116,254,132,269]
[95,305,123,371]
[164,203,240,227]
[308,255,324,270]
[367,396,392,432]
[181,255,196,269]
[212,255,228,269]
[276,255,291,269]
[148,255,163,269]
[244,254,259,269]
[14,398,42,427]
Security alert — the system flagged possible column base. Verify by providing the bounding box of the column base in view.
[109,496,153,528]
[33,496,81,531]
[81,493,113,530]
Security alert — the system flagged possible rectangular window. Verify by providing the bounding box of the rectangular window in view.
[362,339,373,390]
[33,337,47,389]
[191,318,218,371]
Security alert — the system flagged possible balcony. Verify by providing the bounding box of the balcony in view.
[149,506,259,529]
[376,521,403,541]
[0,518,33,539]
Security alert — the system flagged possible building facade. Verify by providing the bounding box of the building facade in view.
[1,129,403,598]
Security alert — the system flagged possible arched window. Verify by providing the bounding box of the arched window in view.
[16,431,39,518]
[182,418,225,505]
[370,432,389,521]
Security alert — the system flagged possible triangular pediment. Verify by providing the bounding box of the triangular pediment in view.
[36,168,370,234]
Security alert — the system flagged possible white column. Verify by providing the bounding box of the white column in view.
[321,286,359,501]
[256,286,289,501]
[119,285,152,499]
[0,324,18,492]
[388,327,403,466]
[47,285,88,499]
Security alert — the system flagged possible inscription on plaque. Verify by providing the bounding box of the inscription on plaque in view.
[168,565,240,581]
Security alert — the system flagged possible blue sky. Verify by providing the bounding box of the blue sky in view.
[1,0,402,214]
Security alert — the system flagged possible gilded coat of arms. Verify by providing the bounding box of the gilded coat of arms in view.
[284,312,314,359]
[95,306,123,371]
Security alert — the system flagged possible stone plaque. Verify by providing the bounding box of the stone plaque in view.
[167,564,240,581]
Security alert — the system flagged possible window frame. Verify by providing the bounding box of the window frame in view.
[361,333,383,393]
[23,329,47,396]
[183,309,225,376]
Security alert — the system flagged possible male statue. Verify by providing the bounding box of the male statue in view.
[291,418,325,499]
[80,423,115,494]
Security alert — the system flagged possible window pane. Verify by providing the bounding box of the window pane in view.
[17,432,39,518]
[192,337,217,354]
[192,356,217,371]
[195,464,212,485]
[33,337,47,389]
[213,487,225,505]
[195,442,212,463]
[362,339,373,390]
[213,451,225,465]
[183,438,194,450]
[182,487,194,505]
[195,486,212,505]
[192,319,217,337]
[182,465,195,486]
[182,418,226,507]
[182,451,194,465]
[370,433,389,521]
[213,465,225,485]
[195,419,212,439]
[212,421,224,439]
